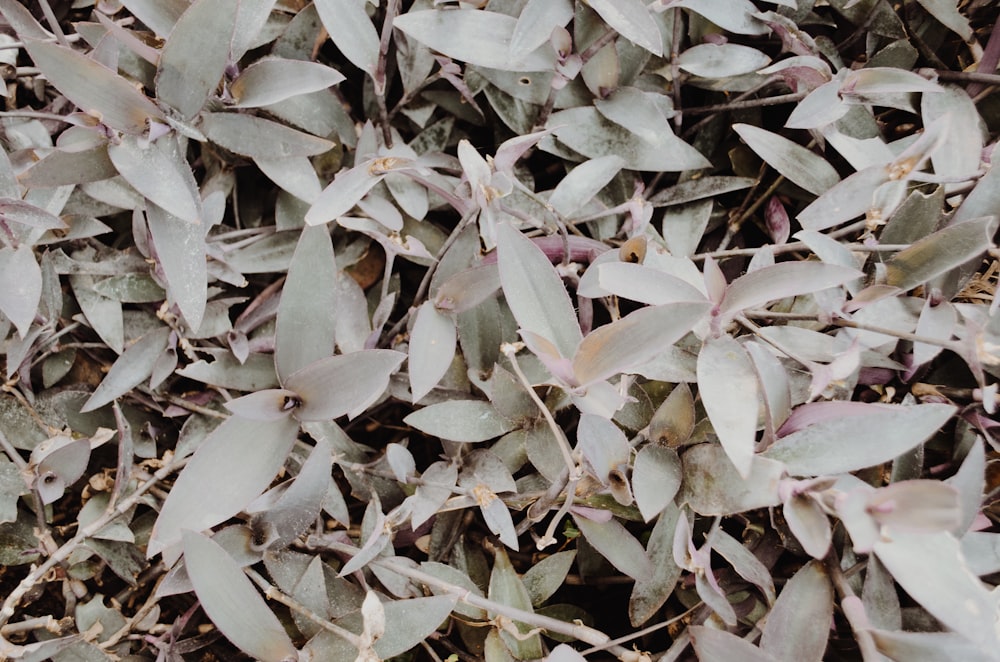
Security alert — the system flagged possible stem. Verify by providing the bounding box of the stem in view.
[825,553,881,662]
[374,0,400,148]
[36,0,70,47]
[740,310,962,350]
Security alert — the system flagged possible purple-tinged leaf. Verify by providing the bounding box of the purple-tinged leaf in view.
[720,262,862,320]
[305,161,386,226]
[762,403,956,476]
[20,38,165,133]
[149,414,298,560]
[697,335,759,478]
[870,629,996,662]
[628,501,682,626]
[283,350,405,421]
[863,556,900,630]
[866,480,961,534]
[182,531,298,662]
[497,223,582,361]
[0,245,42,338]
[765,196,790,245]
[874,532,1000,650]
[573,302,711,386]
[885,216,997,292]
[677,43,771,78]
[109,134,202,224]
[315,0,380,77]
[81,327,170,412]
[275,225,337,382]
[734,124,839,196]
[200,112,335,159]
[224,389,298,422]
[547,155,625,218]
[433,264,500,314]
[0,0,53,40]
[0,198,67,230]
[572,513,653,582]
[587,0,662,56]
[488,547,544,659]
[671,0,769,35]
[691,626,776,662]
[632,444,681,522]
[394,9,557,72]
[759,560,833,662]
[404,400,516,443]
[231,57,345,108]
[509,0,574,59]
[783,492,832,559]
[679,444,784,516]
[156,0,237,120]
[408,301,457,404]
[147,202,207,333]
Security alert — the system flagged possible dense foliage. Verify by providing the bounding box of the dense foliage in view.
[1,0,999,660]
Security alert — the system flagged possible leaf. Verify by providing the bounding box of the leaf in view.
[576,414,630,484]
[521,550,576,607]
[199,112,335,159]
[579,261,707,304]
[283,350,406,420]
[509,0,574,59]
[649,382,696,447]
[671,0,770,35]
[632,445,682,522]
[572,513,653,582]
[761,403,956,476]
[496,222,582,361]
[156,0,238,120]
[547,155,625,218]
[697,335,759,478]
[628,502,682,626]
[884,216,997,291]
[712,529,776,605]
[404,400,516,443]
[275,225,338,382]
[679,444,784,516]
[81,327,171,412]
[0,198,67,230]
[408,301,457,404]
[0,245,42,338]
[20,38,165,133]
[118,0,186,38]
[182,531,298,662]
[315,0,380,77]
[573,302,711,386]
[585,0,662,56]
[720,262,862,320]
[759,561,833,662]
[110,134,201,225]
[375,595,458,659]
[149,415,299,560]
[691,626,777,662]
[783,493,832,559]
[146,202,207,333]
[677,43,771,78]
[874,532,1000,649]
[224,389,298,422]
[795,164,890,230]
[230,57,345,108]
[915,0,973,41]
[305,161,386,226]
[546,106,711,172]
[733,124,840,196]
[394,9,557,72]
[870,629,997,662]
[434,264,501,314]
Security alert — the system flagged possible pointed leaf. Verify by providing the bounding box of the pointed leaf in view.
[305,162,385,226]
[497,222,582,360]
[404,400,516,443]
[734,124,840,196]
[109,134,201,224]
[20,38,165,133]
[231,57,344,108]
[284,350,405,420]
[434,264,501,314]
[521,550,576,607]
[796,165,891,230]
[712,529,776,605]
[720,262,862,320]
[628,501,682,625]
[0,245,42,338]
[149,415,298,558]
[698,335,759,478]
[81,327,171,412]
[762,403,956,476]
[375,595,458,659]
[885,216,997,291]
[677,43,771,77]
[548,155,624,218]
[671,0,769,35]
[691,626,777,662]
[156,0,238,119]
[632,444,682,522]
[914,0,973,40]
[489,547,543,660]
[679,444,784,516]
[871,629,996,662]
[200,112,335,158]
[315,0,380,76]
[255,156,323,204]
[147,202,207,333]
[510,0,574,59]
[580,262,707,305]
[586,0,662,56]
[224,389,298,422]
[0,198,67,230]
[783,494,832,559]
[759,561,833,662]
[572,513,653,582]
[182,531,297,662]
[275,225,338,382]
[408,301,457,403]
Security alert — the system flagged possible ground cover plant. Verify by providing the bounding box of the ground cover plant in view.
[0,0,999,660]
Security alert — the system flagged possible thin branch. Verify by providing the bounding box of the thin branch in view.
[374,0,401,147]
[825,552,881,662]
[36,0,70,48]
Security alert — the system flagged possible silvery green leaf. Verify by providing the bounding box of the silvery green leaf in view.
[375,594,458,659]
[146,202,207,333]
[408,301,457,404]
[871,629,997,662]
[670,0,769,35]
[576,414,630,484]
[420,561,485,620]
[315,0,380,77]
[224,389,298,422]
[914,0,973,41]
[404,400,515,443]
[649,382,695,447]
[632,444,681,522]
[156,0,238,120]
[697,335,759,478]
[863,555,901,630]
[497,222,582,360]
[945,437,985,536]
[549,644,589,662]
[109,134,201,224]
[434,264,501,314]
[408,460,457,529]
[691,626,777,662]
[0,245,42,338]
[231,0,279,61]
[785,78,848,129]
[275,225,337,382]
[885,216,997,292]
[628,501,682,626]
[874,531,1000,650]
[488,547,544,659]
[733,124,840,196]
[509,0,573,59]
[254,156,323,204]
[177,353,280,391]
[593,89,705,169]
[649,176,755,206]
[712,529,776,605]
[71,274,124,354]
[33,436,90,505]
[521,550,576,607]
[81,327,170,412]
[720,262,862,321]
[677,42,771,78]
[20,39,165,133]
[200,112,335,158]
[547,106,709,171]
[679,444,784,516]
[572,512,653,582]
[118,0,186,38]
[0,198,66,230]
[921,87,984,189]
[762,403,956,476]
[231,57,345,109]
[182,531,298,662]
[547,155,625,218]
[92,274,165,303]
[479,491,519,549]
[305,162,386,226]
[283,350,405,420]
[0,0,54,40]
[394,9,557,72]
[586,0,662,56]
[759,561,833,662]
[149,414,299,560]
[579,262,707,304]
